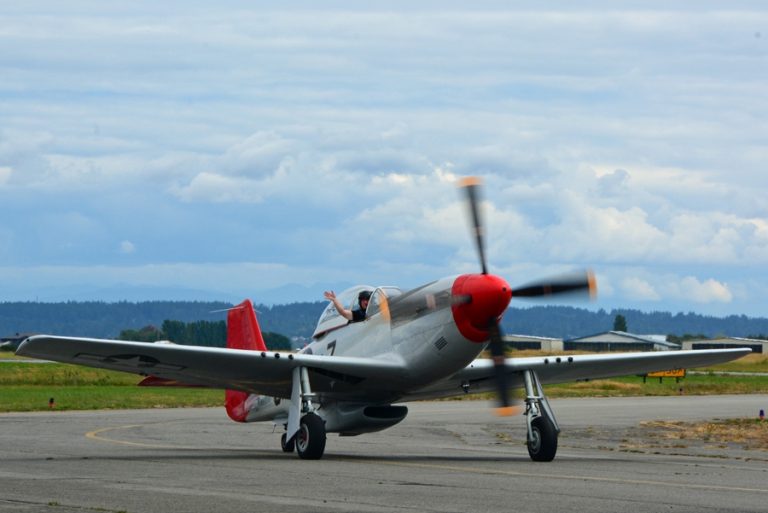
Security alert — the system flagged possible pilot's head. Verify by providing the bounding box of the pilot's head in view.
[358,290,372,309]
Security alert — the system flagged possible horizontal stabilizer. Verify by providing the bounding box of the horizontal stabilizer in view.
[137,376,203,387]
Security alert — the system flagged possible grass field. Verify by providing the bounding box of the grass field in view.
[0,361,223,411]
[695,353,768,373]
[544,374,768,398]
[2,385,224,411]
[1,353,766,412]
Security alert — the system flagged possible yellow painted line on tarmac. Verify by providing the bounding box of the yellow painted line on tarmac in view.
[84,423,259,452]
[85,424,191,449]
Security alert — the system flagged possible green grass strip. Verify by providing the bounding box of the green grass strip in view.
[2,359,767,412]
[1,385,223,412]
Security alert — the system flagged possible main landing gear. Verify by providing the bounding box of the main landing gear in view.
[282,366,327,460]
[295,413,326,460]
[523,369,559,462]
[280,432,294,453]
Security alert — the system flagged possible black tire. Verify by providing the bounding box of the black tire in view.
[296,413,326,460]
[281,432,295,453]
[527,415,558,462]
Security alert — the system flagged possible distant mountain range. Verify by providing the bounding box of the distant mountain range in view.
[2,301,767,342]
[10,282,354,306]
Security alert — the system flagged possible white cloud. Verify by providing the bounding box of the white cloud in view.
[547,200,667,263]
[666,213,768,265]
[1,2,767,316]
[172,172,264,204]
[596,168,630,195]
[675,276,733,304]
[621,277,661,302]
[119,240,136,254]
[220,131,295,177]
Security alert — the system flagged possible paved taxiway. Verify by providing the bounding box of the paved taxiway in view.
[2,395,767,513]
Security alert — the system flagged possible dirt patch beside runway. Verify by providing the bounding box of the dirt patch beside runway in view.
[640,418,768,450]
[561,417,768,461]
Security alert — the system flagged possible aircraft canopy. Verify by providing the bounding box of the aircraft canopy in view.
[312,285,402,338]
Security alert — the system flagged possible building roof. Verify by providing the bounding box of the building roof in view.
[566,331,681,349]
[687,336,767,344]
[504,334,563,342]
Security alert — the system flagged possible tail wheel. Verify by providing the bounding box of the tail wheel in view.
[280,432,295,453]
[296,413,326,460]
[527,415,558,462]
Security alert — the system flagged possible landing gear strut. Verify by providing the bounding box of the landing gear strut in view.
[523,369,559,462]
[283,366,327,459]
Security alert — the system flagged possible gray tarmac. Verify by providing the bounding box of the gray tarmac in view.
[1,395,767,513]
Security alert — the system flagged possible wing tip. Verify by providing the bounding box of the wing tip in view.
[458,176,482,188]
[587,269,598,300]
[494,405,522,417]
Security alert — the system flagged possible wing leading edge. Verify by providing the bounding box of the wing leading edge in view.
[406,348,752,400]
[16,335,407,400]
[16,337,751,402]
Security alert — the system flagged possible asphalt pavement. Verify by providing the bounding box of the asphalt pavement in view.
[1,395,767,513]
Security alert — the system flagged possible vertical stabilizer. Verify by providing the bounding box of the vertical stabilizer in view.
[225,299,267,422]
[226,298,267,352]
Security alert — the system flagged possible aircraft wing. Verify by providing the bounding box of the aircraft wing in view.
[16,335,407,400]
[406,348,752,400]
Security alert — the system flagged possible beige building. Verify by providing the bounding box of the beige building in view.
[565,331,680,352]
[681,337,766,354]
[504,334,564,352]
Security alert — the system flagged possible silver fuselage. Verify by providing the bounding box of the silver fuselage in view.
[243,276,487,431]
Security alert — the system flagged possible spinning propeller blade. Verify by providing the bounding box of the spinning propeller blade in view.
[456,177,596,415]
[458,177,516,413]
[512,269,597,300]
[459,176,488,275]
[487,319,520,415]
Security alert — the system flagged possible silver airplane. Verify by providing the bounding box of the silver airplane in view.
[16,177,750,461]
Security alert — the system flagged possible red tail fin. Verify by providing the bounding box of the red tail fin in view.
[225,299,267,422]
[226,299,268,352]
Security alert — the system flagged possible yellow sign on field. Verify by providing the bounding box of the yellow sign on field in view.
[647,368,686,378]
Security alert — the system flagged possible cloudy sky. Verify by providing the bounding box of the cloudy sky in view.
[1,1,767,316]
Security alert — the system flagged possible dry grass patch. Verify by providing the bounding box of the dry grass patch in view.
[547,379,644,397]
[640,419,768,451]
[697,353,768,373]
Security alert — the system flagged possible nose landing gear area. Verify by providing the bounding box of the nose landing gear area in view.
[523,369,560,462]
[527,414,558,461]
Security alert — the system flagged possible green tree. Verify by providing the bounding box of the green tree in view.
[613,314,628,332]
[157,319,291,350]
[118,325,164,342]
[161,320,186,342]
[264,332,292,350]
[667,333,710,344]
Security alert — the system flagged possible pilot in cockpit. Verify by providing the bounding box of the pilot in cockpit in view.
[323,290,371,323]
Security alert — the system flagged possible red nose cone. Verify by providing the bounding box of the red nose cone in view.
[451,274,513,343]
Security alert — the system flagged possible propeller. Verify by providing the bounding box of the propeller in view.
[511,270,597,299]
[459,176,488,275]
[457,177,596,416]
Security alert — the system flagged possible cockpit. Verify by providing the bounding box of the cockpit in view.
[312,285,403,338]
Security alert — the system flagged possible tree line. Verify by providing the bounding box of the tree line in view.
[118,319,292,350]
[2,300,768,342]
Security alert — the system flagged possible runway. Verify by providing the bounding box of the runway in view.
[2,395,767,513]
